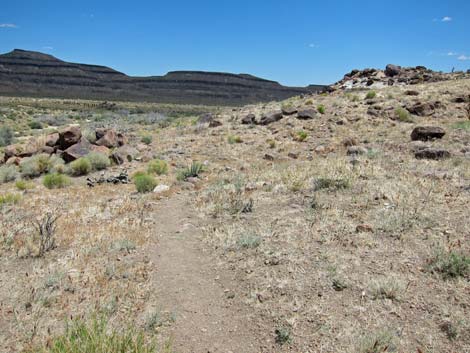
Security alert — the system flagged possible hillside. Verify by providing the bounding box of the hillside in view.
[0,49,326,105]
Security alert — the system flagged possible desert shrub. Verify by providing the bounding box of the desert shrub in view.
[317,104,326,114]
[28,121,43,129]
[147,159,168,175]
[176,162,205,181]
[29,316,159,353]
[227,135,243,144]
[141,135,153,145]
[365,90,377,99]
[0,126,15,147]
[452,121,470,131]
[266,139,276,148]
[236,233,261,249]
[275,327,292,345]
[395,107,413,122]
[295,130,308,142]
[0,193,21,206]
[43,173,71,189]
[0,165,19,183]
[132,170,147,179]
[370,278,404,300]
[313,177,350,191]
[358,330,395,353]
[69,157,92,176]
[134,173,157,193]
[87,152,110,171]
[83,128,97,143]
[429,251,470,279]
[33,212,59,257]
[20,154,54,178]
[305,99,314,105]
[15,179,34,190]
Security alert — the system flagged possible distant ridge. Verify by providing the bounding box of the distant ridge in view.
[0,49,327,105]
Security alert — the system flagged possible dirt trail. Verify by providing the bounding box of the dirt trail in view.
[148,195,265,353]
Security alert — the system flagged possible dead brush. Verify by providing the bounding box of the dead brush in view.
[32,211,59,257]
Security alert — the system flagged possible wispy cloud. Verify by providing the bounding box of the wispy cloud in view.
[0,23,18,28]
[441,16,452,22]
[458,55,470,61]
[447,52,458,56]
[308,43,319,48]
[42,46,54,50]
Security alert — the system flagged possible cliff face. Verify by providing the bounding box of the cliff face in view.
[0,49,326,105]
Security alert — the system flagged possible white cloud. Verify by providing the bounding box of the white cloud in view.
[447,52,458,56]
[308,43,319,48]
[441,16,452,22]
[42,46,54,50]
[0,23,17,28]
[458,55,470,61]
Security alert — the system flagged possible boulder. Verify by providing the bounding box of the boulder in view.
[39,146,55,155]
[347,146,368,155]
[61,138,92,162]
[209,120,222,128]
[241,114,256,124]
[296,109,317,120]
[281,106,298,115]
[4,144,22,161]
[117,133,127,146]
[411,126,445,141]
[5,156,22,166]
[111,145,139,165]
[153,184,170,194]
[45,132,60,147]
[406,101,440,116]
[95,129,118,148]
[385,64,402,77]
[405,90,420,96]
[90,145,111,155]
[415,148,451,160]
[258,111,283,125]
[58,126,81,149]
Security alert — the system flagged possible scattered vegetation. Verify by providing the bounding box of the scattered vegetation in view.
[33,211,59,257]
[86,152,110,171]
[313,177,350,191]
[0,193,21,207]
[395,107,413,122]
[141,135,153,145]
[429,251,470,279]
[227,135,243,144]
[134,173,157,193]
[294,130,308,142]
[236,233,261,249]
[358,330,395,353]
[317,104,326,114]
[147,159,168,175]
[370,278,404,300]
[452,120,470,130]
[0,126,14,147]
[69,157,92,176]
[275,327,292,345]
[43,173,71,189]
[176,162,204,181]
[365,90,377,99]
[0,165,19,183]
[20,154,65,178]
[15,179,34,190]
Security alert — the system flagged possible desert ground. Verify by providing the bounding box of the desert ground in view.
[1,76,469,353]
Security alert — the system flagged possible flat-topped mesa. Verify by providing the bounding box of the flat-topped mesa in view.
[0,49,328,105]
[332,64,469,90]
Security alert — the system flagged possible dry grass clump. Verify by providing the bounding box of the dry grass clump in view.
[0,165,19,183]
[147,159,168,176]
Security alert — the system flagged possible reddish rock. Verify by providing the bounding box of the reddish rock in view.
[61,138,92,162]
[96,129,118,148]
[58,126,82,149]
[117,133,127,146]
[90,145,111,155]
[5,156,22,166]
[39,146,55,155]
[4,144,22,161]
[45,132,60,147]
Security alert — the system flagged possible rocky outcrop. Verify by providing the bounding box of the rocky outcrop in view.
[411,126,446,141]
[258,111,283,125]
[0,49,327,106]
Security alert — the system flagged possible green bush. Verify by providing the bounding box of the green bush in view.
[317,105,326,114]
[70,157,92,176]
[0,193,21,206]
[176,162,205,181]
[15,179,34,190]
[0,126,15,147]
[295,130,308,142]
[227,135,243,144]
[87,152,110,171]
[134,173,157,193]
[28,121,43,129]
[141,135,153,145]
[429,251,470,279]
[395,107,413,122]
[29,316,160,353]
[43,173,71,189]
[0,165,19,183]
[147,159,168,175]
[20,154,51,178]
[314,177,350,191]
[365,90,377,99]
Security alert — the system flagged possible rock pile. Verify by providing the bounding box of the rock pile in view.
[332,64,457,90]
[2,126,128,165]
[241,108,318,126]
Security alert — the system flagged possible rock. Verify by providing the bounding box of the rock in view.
[415,148,451,160]
[288,152,299,159]
[111,145,139,165]
[4,144,22,161]
[342,137,358,147]
[5,156,22,165]
[95,128,107,140]
[411,126,446,141]
[452,96,467,103]
[209,120,222,128]
[153,184,170,194]
[39,146,55,155]
[356,224,374,233]
[61,138,92,162]
[296,109,317,120]
[281,106,298,115]
[117,133,127,146]
[405,90,420,96]
[385,64,402,77]
[45,133,60,147]
[406,101,440,116]
[241,114,256,124]
[367,105,382,117]
[263,153,275,161]
[90,145,111,155]
[347,146,368,155]
[95,129,118,148]
[58,126,82,149]
[258,111,283,125]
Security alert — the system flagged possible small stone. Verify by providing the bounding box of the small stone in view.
[153,184,170,194]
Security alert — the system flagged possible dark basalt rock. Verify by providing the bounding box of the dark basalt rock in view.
[415,148,451,160]
[411,126,446,141]
[297,109,317,120]
[258,111,284,125]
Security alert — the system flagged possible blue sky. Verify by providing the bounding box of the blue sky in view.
[1,0,469,86]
